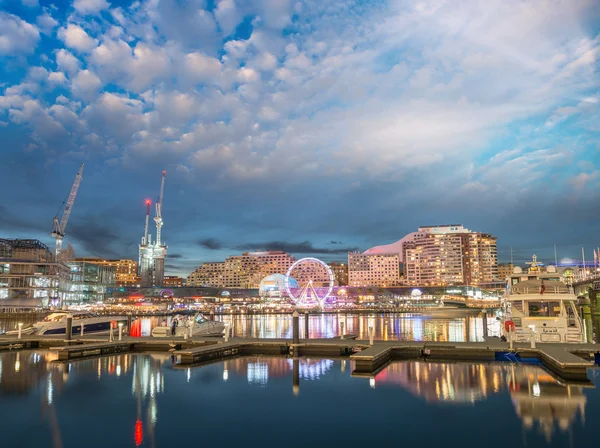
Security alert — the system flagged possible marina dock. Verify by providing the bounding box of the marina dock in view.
[1,333,599,381]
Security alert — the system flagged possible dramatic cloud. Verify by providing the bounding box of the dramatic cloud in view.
[0,0,599,276]
[197,238,223,250]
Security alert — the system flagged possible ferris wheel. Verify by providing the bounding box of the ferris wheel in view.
[284,257,334,307]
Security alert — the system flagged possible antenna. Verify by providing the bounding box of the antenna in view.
[510,246,513,266]
[554,244,558,266]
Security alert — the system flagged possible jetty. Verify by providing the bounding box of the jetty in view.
[1,331,598,381]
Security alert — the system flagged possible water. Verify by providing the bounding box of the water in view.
[0,311,504,341]
[1,351,599,447]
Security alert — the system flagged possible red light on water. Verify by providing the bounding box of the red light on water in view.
[135,419,143,446]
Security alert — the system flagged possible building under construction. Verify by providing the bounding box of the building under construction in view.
[0,239,70,309]
[139,171,168,287]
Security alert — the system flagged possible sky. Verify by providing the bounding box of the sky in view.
[0,0,599,277]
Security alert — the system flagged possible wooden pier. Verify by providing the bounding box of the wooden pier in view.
[0,334,598,380]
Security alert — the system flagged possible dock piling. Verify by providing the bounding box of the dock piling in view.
[127,314,132,333]
[368,326,374,346]
[224,323,230,342]
[304,312,309,340]
[109,326,114,342]
[66,315,73,342]
[292,311,299,345]
[118,323,123,341]
[340,321,345,340]
[17,322,23,340]
[482,311,488,338]
[80,324,84,337]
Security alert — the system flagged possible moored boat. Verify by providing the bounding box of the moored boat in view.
[502,255,584,343]
[4,311,129,336]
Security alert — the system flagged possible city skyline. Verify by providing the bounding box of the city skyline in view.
[1,1,599,278]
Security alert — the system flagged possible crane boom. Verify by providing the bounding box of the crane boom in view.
[51,163,84,255]
[154,170,166,245]
[142,199,151,244]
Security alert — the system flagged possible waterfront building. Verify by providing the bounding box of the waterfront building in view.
[497,263,514,281]
[365,225,498,286]
[163,276,184,287]
[0,239,71,308]
[73,258,139,286]
[187,251,296,289]
[67,260,116,303]
[348,253,401,287]
[328,262,348,286]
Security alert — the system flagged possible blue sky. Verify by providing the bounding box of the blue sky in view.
[1,0,599,276]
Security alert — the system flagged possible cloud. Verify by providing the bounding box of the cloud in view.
[168,253,183,259]
[71,69,102,99]
[55,49,81,75]
[37,13,59,34]
[236,241,359,255]
[69,218,122,257]
[58,24,98,52]
[0,13,40,55]
[73,0,110,15]
[198,238,223,250]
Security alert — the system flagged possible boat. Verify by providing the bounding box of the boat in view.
[4,311,129,336]
[502,255,584,343]
[151,313,226,337]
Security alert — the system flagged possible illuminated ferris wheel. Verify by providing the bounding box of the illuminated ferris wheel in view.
[284,257,334,307]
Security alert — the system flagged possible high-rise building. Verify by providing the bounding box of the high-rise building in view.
[363,225,498,286]
[328,262,348,286]
[348,253,401,287]
[187,251,296,288]
[0,239,70,308]
[401,225,497,286]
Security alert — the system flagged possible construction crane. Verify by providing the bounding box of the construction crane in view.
[51,163,84,256]
[154,170,166,246]
[141,199,151,245]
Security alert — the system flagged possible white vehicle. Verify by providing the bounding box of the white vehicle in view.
[5,311,128,336]
[151,313,226,338]
[502,256,584,343]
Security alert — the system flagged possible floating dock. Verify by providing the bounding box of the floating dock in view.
[0,334,598,381]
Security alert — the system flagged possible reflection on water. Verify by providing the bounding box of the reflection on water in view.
[0,351,597,447]
[2,312,503,341]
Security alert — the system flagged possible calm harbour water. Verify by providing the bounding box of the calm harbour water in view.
[0,351,599,448]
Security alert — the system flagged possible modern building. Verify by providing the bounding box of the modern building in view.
[187,251,296,289]
[67,260,116,303]
[348,253,401,287]
[72,258,139,286]
[328,262,348,286]
[365,225,498,286]
[0,239,70,308]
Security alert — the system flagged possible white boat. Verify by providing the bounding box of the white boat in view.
[151,313,226,337]
[502,255,584,343]
[5,311,129,336]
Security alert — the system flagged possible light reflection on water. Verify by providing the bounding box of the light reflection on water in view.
[0,351,597,447]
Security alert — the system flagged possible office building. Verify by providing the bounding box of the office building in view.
[67,259,116,303]
[0,239,71,308]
